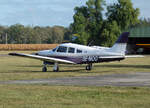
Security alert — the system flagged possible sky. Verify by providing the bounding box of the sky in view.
[0,0,149,27]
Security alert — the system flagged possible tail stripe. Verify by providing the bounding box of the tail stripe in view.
[116,32,129,43]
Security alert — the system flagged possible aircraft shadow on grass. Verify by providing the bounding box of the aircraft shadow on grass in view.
[11,64,86,73]
[10,69,87,73]
[18,64,83,68]
[21,64,150,69]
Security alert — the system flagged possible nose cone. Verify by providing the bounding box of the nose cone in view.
[38,50,50,56]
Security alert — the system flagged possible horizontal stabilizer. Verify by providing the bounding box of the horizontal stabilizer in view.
[125,55,144,58]
[99,56,125,59]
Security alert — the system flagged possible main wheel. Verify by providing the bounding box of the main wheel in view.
[42,66,47,72]
[86,64,92,71]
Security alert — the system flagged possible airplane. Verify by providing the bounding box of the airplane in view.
[9,32,142,72]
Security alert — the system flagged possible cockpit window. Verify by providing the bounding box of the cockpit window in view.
[57,46,67,53]
[77,49,82,53]
[52,48,57,52]
[68,47,75,53]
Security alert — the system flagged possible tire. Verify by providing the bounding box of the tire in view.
[86,66,91,71]
[42,67,47,72]
[86,64,92,71]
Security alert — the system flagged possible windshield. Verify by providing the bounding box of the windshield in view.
[57,46,67,53]
[52,48,57,52]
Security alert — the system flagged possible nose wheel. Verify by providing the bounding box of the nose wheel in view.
[53,62,59,72]
[86,63,92,71]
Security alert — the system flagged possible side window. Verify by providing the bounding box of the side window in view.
[57,46,67,53]
[68,47,75,53]
[84,51,87,53]
[77,49,82,53]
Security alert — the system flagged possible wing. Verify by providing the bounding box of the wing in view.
[9,53,76,64]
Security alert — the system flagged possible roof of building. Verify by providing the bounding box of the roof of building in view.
[129,26,150,38]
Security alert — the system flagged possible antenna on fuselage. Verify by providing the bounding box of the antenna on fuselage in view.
[88,40,94,46]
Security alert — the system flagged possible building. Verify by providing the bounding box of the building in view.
[128,26,150,54]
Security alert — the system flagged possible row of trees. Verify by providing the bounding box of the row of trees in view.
[71,0,140,46]
[135,18,150,26]
[0,24,71,44]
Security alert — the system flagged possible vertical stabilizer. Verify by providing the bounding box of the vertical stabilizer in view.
[108,32,129,55]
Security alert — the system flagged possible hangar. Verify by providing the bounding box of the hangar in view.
[128,26,150,54]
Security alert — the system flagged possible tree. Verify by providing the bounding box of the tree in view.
[7,24,26,44]
[72,0,105,45]
[100,21,121,47]
[106,0,140,30]
[0,26,7,44]
[71,0,140,46]
[64,27,72,41]
[51,26,65,43]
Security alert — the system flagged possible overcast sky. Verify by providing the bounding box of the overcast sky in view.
[0,0,149,27]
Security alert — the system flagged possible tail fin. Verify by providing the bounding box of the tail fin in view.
[108,32,129,55]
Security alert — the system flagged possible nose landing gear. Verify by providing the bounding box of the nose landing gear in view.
[53,62,59,72]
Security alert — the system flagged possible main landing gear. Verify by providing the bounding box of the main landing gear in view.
[42,62,59,72]
[42,65,47,72]
[86,63,93,71]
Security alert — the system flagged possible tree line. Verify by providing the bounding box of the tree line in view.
[0,24,71,44]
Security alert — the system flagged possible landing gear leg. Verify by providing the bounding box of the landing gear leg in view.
[53,62,59,72]
[42,64,47,72]
[86,63,93,71]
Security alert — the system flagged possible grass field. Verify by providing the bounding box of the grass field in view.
[0,51,150,108]
[0,85,150,108]
[0,51,150,81]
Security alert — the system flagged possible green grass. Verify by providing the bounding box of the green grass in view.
[0,85,150,108]
[0,51,150,81]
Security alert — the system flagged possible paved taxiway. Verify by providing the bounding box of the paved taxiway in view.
[1,72,150,87]
[0,54,9,57]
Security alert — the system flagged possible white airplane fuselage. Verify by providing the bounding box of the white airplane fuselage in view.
[38,43,125,64]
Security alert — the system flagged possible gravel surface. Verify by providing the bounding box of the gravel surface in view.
[0,54,9,57]
[1,72,150,87]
